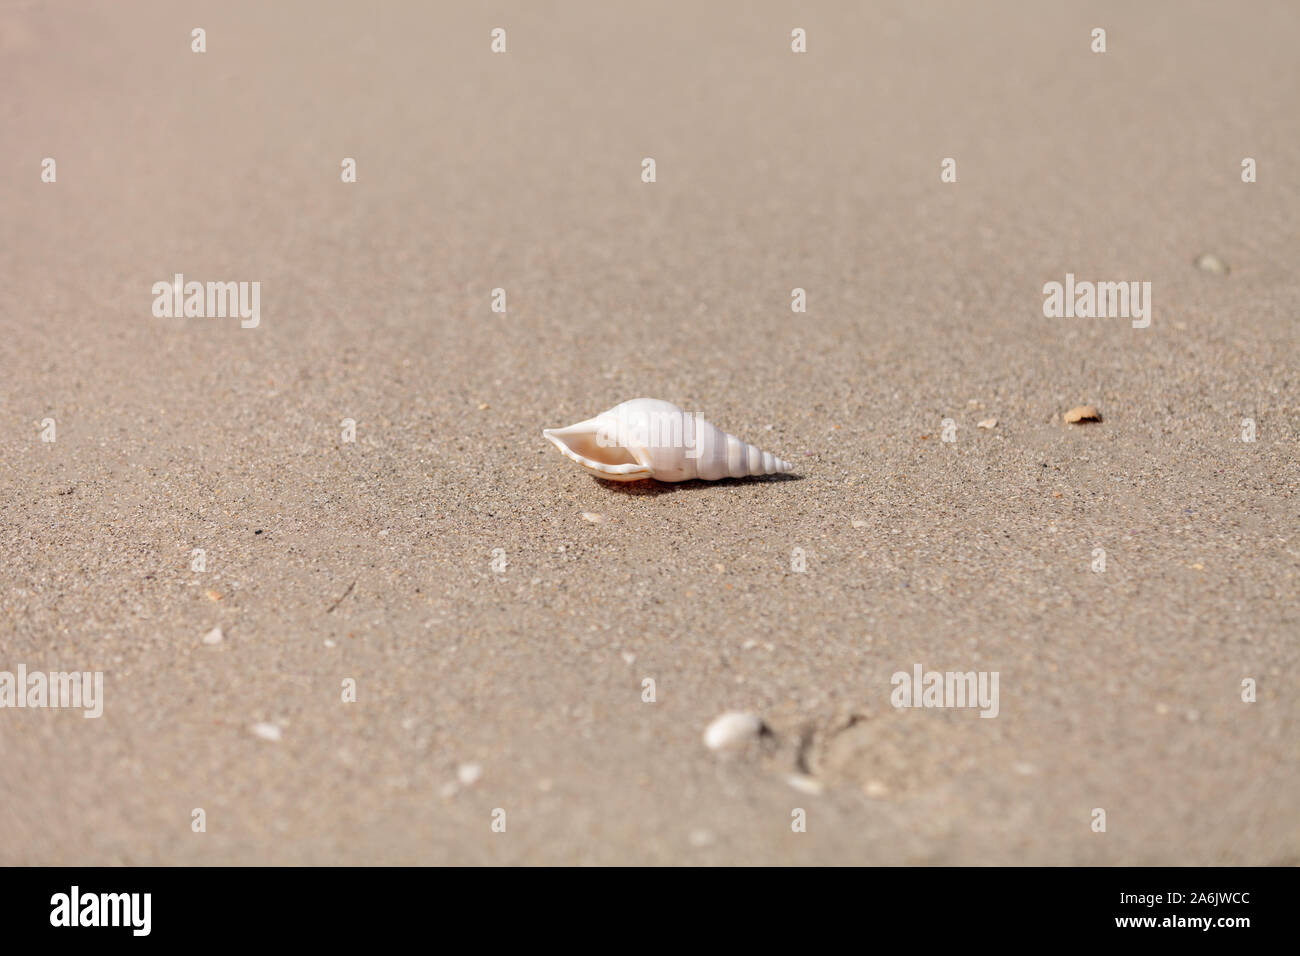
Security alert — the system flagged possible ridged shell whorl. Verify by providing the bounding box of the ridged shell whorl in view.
[543,398,794,483]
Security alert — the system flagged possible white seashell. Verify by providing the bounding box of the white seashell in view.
[786,773,825,795]
[688,828,716,847]
[703,711,765,751]
[251,722,282,742]
[544,398,794,482]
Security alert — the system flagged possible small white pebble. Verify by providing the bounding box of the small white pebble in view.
[688,828,716,847]
[251,722,282,742]
[851,519,868,529]
[1013,762,1036,776]
[581,512,604,523]
[621,651,636,665]
[703,711,764,751]
[787,774,824,795]
[202,626,224,645]
[977,418,998,429]
[1194,252,1228,274]
[324,639,337,648]
[457,762,483,786]
[863,780,888,797]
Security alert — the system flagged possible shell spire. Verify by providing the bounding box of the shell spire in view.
[543,398,794,483]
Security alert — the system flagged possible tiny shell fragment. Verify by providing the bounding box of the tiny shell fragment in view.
[688,828,716,847]
[787,774,825,795]
[202,626,224,645]
[251,722,282,742]
[1194,253,1228,274]
[977,418,998,429]
[703,711,764,751]
[1064,405,1102,424]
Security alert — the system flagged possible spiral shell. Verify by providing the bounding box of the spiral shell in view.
[543,398,794,482]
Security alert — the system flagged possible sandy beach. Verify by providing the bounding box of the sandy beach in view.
[1,0,1297,864]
